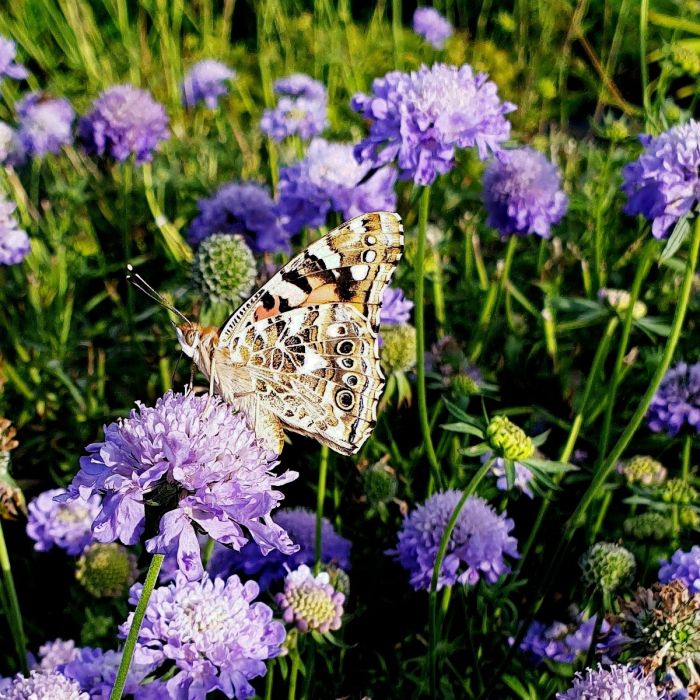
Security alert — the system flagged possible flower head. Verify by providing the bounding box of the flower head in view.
[188,181,289,253]
[647,361,700,436]
[556,664,662,700]
[622,120,700,238]
[352,63,515,185]
[618,455,667,486]
[0,194,30,265]
[380,323,417,375]
[182,60,235,109]
[17,93,75,157]
[482,148,568,238]
[379,286,413,325]
[5,670,88,699]
[122,572,284,699]
[660,547,700,594]
[661,478,698,506]
[486,415,534,461]
[35,639,79,672]
[624,512,671,541]
[426,336,483,394]
[363,461,398,506]
[0,37,28,82]
[0,122,25,166]
[26,488,100,555]
[78,85,169,164]
[412,8,453,49]
[273,74,326,100]
[580,542,636,594]
[76,542,138,598]
[599,288,648,320]
[390,490,519,591]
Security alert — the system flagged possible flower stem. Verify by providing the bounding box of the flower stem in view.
[314,444,329,575]
[0,520,27,674]
[288,651,301,700]
[682,433,692,481]
[583,601,605,670]
[264,660,275,700]
[110,553,164,700]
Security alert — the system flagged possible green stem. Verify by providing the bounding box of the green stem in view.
[264,660,275,700]
[315,445,329,574]
[0,520,27,674]
[583,601,604,669]
[288,651,301,700]
[110,553,165,700]
[391,0,403,69]
[640,0,651,121]
[682,434,692,481]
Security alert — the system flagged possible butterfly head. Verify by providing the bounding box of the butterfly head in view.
[176,322,202,359]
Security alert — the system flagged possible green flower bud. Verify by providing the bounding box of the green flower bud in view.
[623,512,671,541]
[580,542,636,594]
[680,507,700,530]
[599,289,647,320]
[80,611,114,647]
[363,461,398,506]
[619,455,667,486]
[325,564,351,597]
[76,543,138,598]
[486,415,534,461]
[601,117,631,142]
[661,479,698,506]
[450,373,480,397]
[537,78,557,101]
[496,11,516,32]
[380,324,417,375]
[669,43,700,76]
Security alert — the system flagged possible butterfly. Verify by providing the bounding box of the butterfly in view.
[131,211,404,455]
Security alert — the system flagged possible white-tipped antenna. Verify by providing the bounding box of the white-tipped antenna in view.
[126,264,190,323]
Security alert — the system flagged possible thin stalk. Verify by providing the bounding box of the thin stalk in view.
[315,445,329,574]
[264,660,275,700]
[583,602,605,669]
[0,520,27,674]
[110,553,165,700]
[640,0,651,120]
[682,434,692,481]
[288,651,301,700]
[391,0,403,69]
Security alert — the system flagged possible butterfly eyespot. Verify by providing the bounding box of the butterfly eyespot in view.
[336,389,355,410]
[339,357,354,369]
[365,235,377,245]
[337,340,355,355]
[362,250,377,263]
[344,374,359,387]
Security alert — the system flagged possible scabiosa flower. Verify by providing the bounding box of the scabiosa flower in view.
[208,507,351,590]
[390,490,519,591]
[274,74,326,101]
[647,361,700,436]
[35,639,79,672]
[182,60,235,109]
[352,63,515,186]
[426,336,483,394]
[0,122,25,166]
[75,542,138,598]
[0,194,30,265]
[622,120,700,239]
[380,323,417,375]
[486,415,534,461]
[379,286,413,325]
[624,512,671,542]
[26,488,100,555]
[362,461,398,506]
[276,138,397,235]
[78,85,169,164]
[485,455,534,498]
[16,93,75,157]
[618,455,668,486]
[5,670,89,699]
[599,288,647,320]
[0,37,28,82]
[122,572,284,699]
[188,181,289,253]
[660,547,700,594]
[412,8,453,49]
[557,664,662,700]
[482,147,568,238]
[580,542,636,594]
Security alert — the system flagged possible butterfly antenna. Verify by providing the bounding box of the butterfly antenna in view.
[126,264,190,323]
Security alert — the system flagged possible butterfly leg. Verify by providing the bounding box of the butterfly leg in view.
[203,356,217,416]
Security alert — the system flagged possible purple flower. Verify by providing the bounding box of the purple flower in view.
[412,8,453,49]
[26,488,100,555]
[276,564,345,633]
[379,286,413,325]
[5,670,88,699]
[352,63,515,186]
[482,148,568,238]
[389,490,519,591]
[208,507,351,590]
[277,138,397,234]
[556,664,662,699]
[35,639,79,672]
[274,74,326,101]
[16,93,75,157]
[182,60,236,109]
[0,122,25,166]
[78,85,169,164]
[659,546,700,594]
[647,361,700,436]
[0,37,28,82]
[485,454,534,498]
[0,194,30,265]
[188,181,290,253]
[122,572,284,699]
[622,120,700,238]
[63,391,298,581]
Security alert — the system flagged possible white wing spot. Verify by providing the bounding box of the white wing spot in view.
[363,250,377,263]
[351,265,369,281]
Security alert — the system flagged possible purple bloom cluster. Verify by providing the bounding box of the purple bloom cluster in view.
[482,148,568,238]
[16,93,75,157]
[0,194,30,265]
[0,37,28,82]
[277,138,397,235]
[78,85,169,164]
[35,639,79,672]
[63,390,298,581]
[622,120,700,239]
[412,8,453,49]
[123,572,284,699]
[659,546,700,594]
[517,615,606,664]
[390,490,519,591]
[380,286,413,325]
[0,122,25,166]
[26,488,100,555]
[556,664,662,700]
[182,60,236,109]
[647,360,700,436]
[4,670,88,699]
[352,63,515,185]
[209,507,351,590]
[188,180,290,253]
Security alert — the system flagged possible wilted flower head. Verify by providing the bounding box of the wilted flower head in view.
[482,148,568,238]
[76,542,138,598]
[188,180,289,253]
[622,120,700,239]
[380,323,417,375]
[277,138,397,235]
[599,288,647,320]
[122,572,284,699]
[0,37,28,82]
[412,8,453,49]
[624,512,671,542]
[352,63,515,185]
[660,547,700,595]
[5,670,89,699]
[0,193,30,266]
[79,85,169,164]
[390,490,519,591]
[486,415,534,461]
[182,60,235,109]
[35,639,79,672]
[379,286,413,325]
[580,542,636,594]
[16,93,75,157]
[619,455,667,486]
[556,664,662,700]
[26,488,100,555]
[0,122,25,166]
[647,361,700,436]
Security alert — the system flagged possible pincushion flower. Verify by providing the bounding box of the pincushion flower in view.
[659,547,700,594]
[412,8,453,49]
[0,37,27,82]
[5,671,88,699]
[62,390,298,581]
[182,60,236,109]
[482,148,568,238]
[556,664,662,699]
[0,194,30,265]
[352,63,515,185]
[389,490,519,591]
[78,85,169,163]
[16,93,75,157]
[622,120,700,238]
[647,361,700,436]
[122,572,284,699]
[277,138,397,235]
[35,639,79,672]
[0,122,25,166]
[379,286,413,325]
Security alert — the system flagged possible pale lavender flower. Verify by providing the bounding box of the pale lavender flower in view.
[352,63,515,185]
[0,122,25,166]
[0,194,30,265]
[659,546,700,594]
[0,37,28,82]
[35,639,79,672]
[122,572,284,699]
[412,8,453,49]
[622,120,700,238]
[274,74,326,101]
[556,664,662,699]
[389,490,519,591]
[647,361,700,436]
[182,60,236,109]
[482,148,568,238]
[276,564,345,633]
[78,85,169,164]
[485,454,534,498]
[26,488,100,555]
[277,138,397,234]
[16,93,75,157]
[380,287,413,325]
[188,181,290,253]
[5,670,88,699]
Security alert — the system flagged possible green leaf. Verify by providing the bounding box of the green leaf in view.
[635,317,671,337]
[441,422,484,438]
[531,430,550,447]
[660,214,691,262]
[524,458,577,473]
[504,459,515,490]
[443,398,482,426]
[461,443,491,457]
